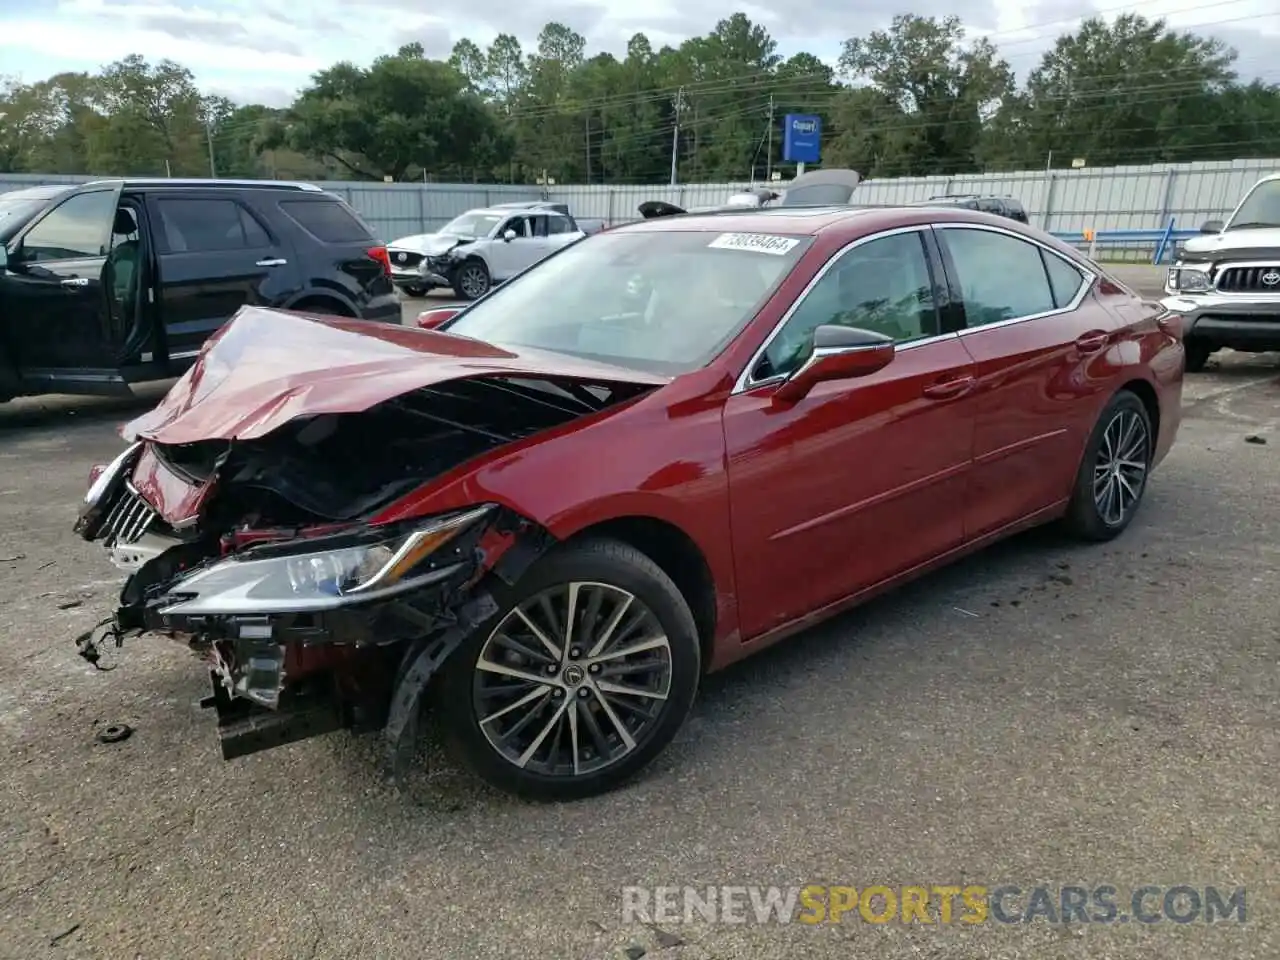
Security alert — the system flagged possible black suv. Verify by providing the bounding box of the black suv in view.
[909,194,1029,223]
[0,178,400,402]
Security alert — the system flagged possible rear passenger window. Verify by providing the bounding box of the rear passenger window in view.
[1042,251,1087,308]
[280,199,373,243]
[942,227,1056,327]
[155,198,269,253]
[547,216,573,235]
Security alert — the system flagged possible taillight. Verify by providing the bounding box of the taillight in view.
[367,245,392,276]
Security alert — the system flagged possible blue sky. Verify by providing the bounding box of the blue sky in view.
[0,0,1276,106]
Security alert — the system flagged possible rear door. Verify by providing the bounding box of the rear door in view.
[2,185,122,373]
[936,223,1111,537]
[150,191,298,362]
[545,212,585,250]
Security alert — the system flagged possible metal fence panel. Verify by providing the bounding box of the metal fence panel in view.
[3,159,1278,244]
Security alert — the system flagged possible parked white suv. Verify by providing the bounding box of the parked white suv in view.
[387,204,585,300]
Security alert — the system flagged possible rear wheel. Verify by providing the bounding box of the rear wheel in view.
[401,285,428,298]
[452,259,491,300]
[1183,339,1212,373]
[437,537,701,800]
[290,297,353,317]
[1062,390,1153,541]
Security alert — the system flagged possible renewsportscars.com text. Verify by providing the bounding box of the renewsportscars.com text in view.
[621,885,1246,926]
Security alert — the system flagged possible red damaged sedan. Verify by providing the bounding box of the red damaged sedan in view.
[74,205,1183,800]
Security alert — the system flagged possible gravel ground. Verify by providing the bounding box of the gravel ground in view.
[3,266,1277,960]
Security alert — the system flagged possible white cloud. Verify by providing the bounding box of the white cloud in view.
[0,0,1275,103]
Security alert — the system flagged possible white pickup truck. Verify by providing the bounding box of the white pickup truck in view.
[1162,172,1280,371]
[387,201,593,301]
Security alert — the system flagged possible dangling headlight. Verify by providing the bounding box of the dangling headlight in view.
[157,505,494,616]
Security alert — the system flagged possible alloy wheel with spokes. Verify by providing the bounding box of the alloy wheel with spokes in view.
[1093,407,1150,527]
[1063,390,1154,541]
[456,261,490,299]
[474,581,673,778]
[438,537,702,800]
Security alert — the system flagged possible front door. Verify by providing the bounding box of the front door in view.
[148,192,297,363]
[723,227,978,639]
[488,215,546,280]
[935,224,1111,537]
[1,186,123,377]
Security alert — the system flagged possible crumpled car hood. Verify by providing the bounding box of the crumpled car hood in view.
[122,306,669,445]
[1182,226,1280,255]
[387,232,472,255]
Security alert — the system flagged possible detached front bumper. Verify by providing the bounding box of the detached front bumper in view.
[1161,292,1280,349]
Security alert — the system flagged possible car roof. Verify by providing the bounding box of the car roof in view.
[613,204,1045,241]
[83,177,326,192]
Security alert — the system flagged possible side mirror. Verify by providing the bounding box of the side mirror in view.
[773,325,895,404]
[416,307,462,330]
[503,229,517,243]
[1200,220,1224,234]
[0,246,7,271]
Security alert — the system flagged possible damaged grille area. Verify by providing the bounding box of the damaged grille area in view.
[101,482,158,546]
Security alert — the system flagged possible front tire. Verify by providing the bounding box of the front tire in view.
[1062,390,1153,541]
[452,259,491,300]
[437,537,701,800]
[1183,339,1212,373]
[401,285,428,298]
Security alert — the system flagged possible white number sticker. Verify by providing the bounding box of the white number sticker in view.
[707,232,800,255]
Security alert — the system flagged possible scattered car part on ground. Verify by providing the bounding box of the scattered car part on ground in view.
[95,723,133,744]
[1161,171,1280,372]
[73,202,1183,801]
[386,205,586,300]
[0,178,400,404]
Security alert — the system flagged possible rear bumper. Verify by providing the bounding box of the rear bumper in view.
[1161,293,1280,349]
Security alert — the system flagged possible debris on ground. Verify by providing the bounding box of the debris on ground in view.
[96,724,133,744]
[653,927,684,948]
[49,923,81,946]
[1245,434,1267,445]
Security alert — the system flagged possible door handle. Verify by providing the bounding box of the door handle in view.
[1075,330,1110,353]
[255,258,288,267]
[60,277,89,288]
[922,375,976,400]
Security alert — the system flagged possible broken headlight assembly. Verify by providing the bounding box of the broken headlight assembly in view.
[157,504,495,616]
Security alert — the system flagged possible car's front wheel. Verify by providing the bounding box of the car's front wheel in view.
[401,284,429,298]
[1184,338,1212,373]
[452,259,491,300]
[437,537,701,800]
[1062,389,1153,541]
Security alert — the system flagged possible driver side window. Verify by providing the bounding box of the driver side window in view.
[502,216,529,239]
[20,191,119,262]
[757,230,939,381]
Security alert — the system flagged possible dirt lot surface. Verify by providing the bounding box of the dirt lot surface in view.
[2,305,1277,959]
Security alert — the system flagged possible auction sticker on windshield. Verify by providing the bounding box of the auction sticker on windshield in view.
[707,233,801,255]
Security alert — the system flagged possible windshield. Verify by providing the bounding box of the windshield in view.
[440,212,504,238]
[1227,179,1280,229]
[444,229,812,375]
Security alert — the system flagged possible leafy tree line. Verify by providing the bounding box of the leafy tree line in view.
[2,12,1278,185]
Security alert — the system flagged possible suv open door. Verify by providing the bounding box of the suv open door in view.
[0,182,126,391]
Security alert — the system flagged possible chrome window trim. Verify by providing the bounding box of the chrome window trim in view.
[933,222,1097,336]
[733,225,941,395]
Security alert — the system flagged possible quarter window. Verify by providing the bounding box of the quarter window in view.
[942,228,1056,327]
[20,191,118,261]
[1042,250,1087,308]
[758,230,938,380]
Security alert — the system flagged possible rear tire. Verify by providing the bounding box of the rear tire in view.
[290,297,353,318]
[452,259,491,301]
[1062,390,1153,542]
[1183,339,1212,373]
[401,285,428,298]
[436,537,701,801]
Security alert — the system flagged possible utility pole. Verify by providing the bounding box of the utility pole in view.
[205,118,216,178]
[765,94,774,182]
[669,86,686,187]
[584,113,591,184]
